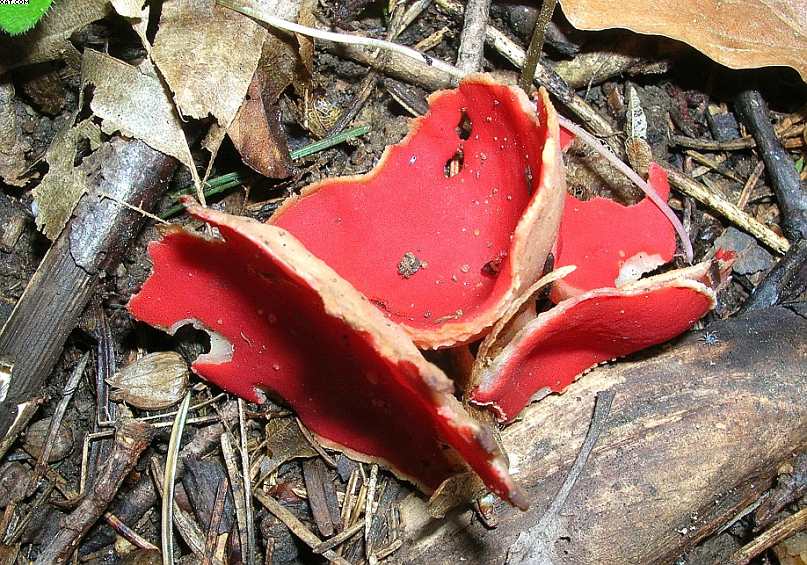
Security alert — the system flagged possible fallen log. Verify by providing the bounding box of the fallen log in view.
[0,137,176,437]
[400,305,807,564]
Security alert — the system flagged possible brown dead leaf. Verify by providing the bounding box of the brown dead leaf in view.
[228,71,293,178]
[0,0,111,74]
[81,49,196,173]
[151,0,267,127]
[558,0,807,80]
[262,417,317,477]
[31,117,102,240]
[0,79,30,187]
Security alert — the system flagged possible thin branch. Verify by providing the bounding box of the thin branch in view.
[726,507,807,565]
[519,0,558,92]
[456,0,491,73]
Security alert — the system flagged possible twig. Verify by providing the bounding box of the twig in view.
[29,353,89,492]
[296,417,337,467]
[162,392,192,565]
[724,507,807,565]
[736,90,807,240]
[683,150,743,183]
[672,134,804,152]
[665,167,790,254]
[364,464,379,556]
[221,431,249,562]
[506,391,615,564]
[741,239,807,313]
[33,420,155,565]
[238,399,256,565]
[102,512,158,551]
[253,491,354,565]
[0,398,42,461]
[456,0,491,74]
[737,160,765,210]
[519,0,558,92]
[313,521,365,554]
[203,478,229,563]
[217,0,463,80]
[97,191,169,224]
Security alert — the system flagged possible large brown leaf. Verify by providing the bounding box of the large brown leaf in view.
[558,0,807,80]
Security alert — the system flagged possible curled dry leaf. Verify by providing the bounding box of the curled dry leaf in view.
[551,163,677,302]
[81,49,196,173]
[470,256,733,422]
[128,203,526,508]
[272,76,566,348]
[0,0,110,74]
[558,0,807,81]
[151,0,267,127]
[108,351,189,410]
[31,118,102,240]
[261,417,317,477]
[228,70,293,179]
[23,417,74,462]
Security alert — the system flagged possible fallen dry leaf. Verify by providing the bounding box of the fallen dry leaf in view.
[261,417,317,476]
[151,0,267,127]
[558,0,807,80]
[81,49,196,173]
[31,117,102,239]
[108,352,189,410]
[110,0,151,52]
[228,70,293,178]
[0,79,30,187]
[0,0,110,74]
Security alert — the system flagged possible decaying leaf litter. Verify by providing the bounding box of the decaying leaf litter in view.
[0,0,805,564]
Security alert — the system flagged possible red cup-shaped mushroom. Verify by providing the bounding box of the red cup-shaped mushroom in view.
[272,76,565,349]
[129,204,526,507]
[469,257,733,422]
[551,163,677,302]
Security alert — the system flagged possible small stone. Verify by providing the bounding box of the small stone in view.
[397,251,422,279]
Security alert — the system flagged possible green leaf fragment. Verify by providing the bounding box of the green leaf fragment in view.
[0,0,53,35]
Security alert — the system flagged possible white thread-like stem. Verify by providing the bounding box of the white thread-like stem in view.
[219,0,464,80]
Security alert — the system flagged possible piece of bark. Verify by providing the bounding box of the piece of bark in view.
[33,419,156,565]
[735,90,807,241]
[0,137,177,437]
[302,458,340,537]
[400,305,807,564]
[182,455,236,534]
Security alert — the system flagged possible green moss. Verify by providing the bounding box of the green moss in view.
[0,0,53,35]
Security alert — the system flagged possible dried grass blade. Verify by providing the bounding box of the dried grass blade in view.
[162,392,192,565]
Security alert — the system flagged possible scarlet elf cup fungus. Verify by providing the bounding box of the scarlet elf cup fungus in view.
[470,256,734,423]
[271,75,565,349]
[551,163,677,302]
[128,203,526,508]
